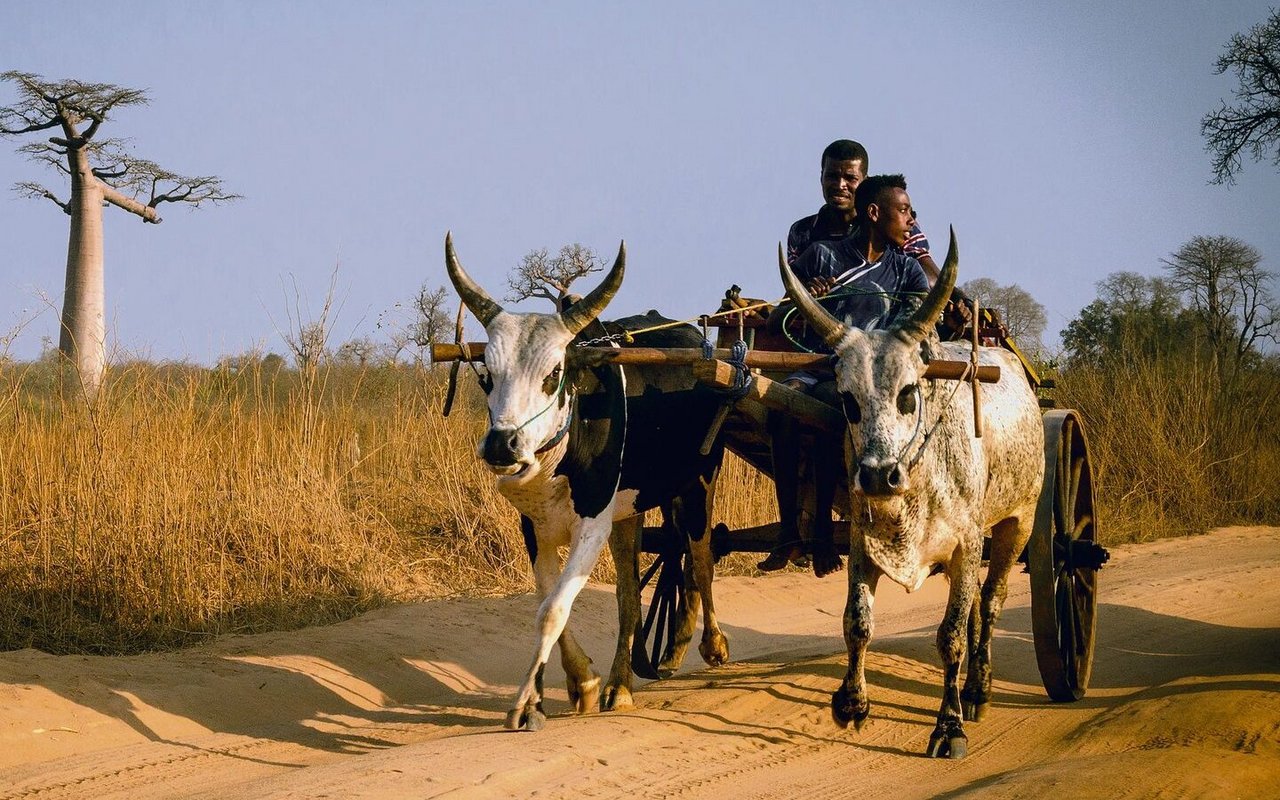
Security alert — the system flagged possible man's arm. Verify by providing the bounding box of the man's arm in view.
[900,223,938,285]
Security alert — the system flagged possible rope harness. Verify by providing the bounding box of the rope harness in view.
[472,359,573,456]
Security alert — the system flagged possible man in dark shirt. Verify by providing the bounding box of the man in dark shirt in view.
[786,139,940,283]
[760,174,929,576]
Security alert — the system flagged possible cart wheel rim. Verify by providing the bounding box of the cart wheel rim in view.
[1029,410,1100,702]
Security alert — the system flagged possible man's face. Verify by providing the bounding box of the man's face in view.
[820,158,866,212]
[867,187,915,245]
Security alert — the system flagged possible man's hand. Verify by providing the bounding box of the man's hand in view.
[901,230,930,258]
[805,276,835,296]
[942,298,972,337]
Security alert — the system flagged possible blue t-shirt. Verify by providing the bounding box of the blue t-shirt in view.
[791,238,929,335]
[787,205,931,267]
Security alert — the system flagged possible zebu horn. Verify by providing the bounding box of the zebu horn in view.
[445,232,503,328]
[777,243,847,347]
[893,226,958,346]
[560,241,626,335]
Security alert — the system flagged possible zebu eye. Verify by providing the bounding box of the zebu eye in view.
[477,369,494,395]
[898,384,918,415]
[542,364,562,395]
[841,392,861,423]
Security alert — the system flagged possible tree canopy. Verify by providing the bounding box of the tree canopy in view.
[0,71,238,221]
[1201,9,1280,184]
[506,243,604,306]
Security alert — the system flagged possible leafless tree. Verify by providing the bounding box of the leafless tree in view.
[505,243,603,307]
[960,277,1048,352]
[0,71,239,396]
[1201,9,1280,184]
[377,282,451,363]
[334,336,381,368]
[1161,235,1277,383]
[276,271,341,381]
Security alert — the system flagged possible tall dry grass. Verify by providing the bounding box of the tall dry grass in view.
[0,358,780,653]
[1054,354,1280,543]
[3,346,1274,655]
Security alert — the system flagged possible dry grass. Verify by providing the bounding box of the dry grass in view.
[1054,355,1280,544]
[2,350,1274,654]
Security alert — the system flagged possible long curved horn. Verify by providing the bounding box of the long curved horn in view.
[893,226,958,346]
[777,243,847,347]
[444,232,503,327]
[560,241,626,335]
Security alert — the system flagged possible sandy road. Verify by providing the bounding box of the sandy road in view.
[1,527,1277,799]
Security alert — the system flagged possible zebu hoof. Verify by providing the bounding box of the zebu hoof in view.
[699,631,730,667]
[961,699,987,722]
[601,683,634,712]
[504,706,547,732]
[960,685,989,722]
[657,647,688,678]
[568,673,602,714]
[831,684,871,731]
[925,719,967,758]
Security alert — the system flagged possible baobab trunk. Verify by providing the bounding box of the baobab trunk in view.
[59,148,106,396]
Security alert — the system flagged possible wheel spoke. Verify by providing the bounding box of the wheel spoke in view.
[1072,513,1093,538]
[1068,455,1084,527]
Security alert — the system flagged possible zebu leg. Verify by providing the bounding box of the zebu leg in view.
[520,516,600,719]
[832,537,880,731]
[962,513,1034,722]
[682,469,729,667]
[926,539,982,758]
[654,501,700,676]
[508,512,613,731]
[604,516,641,711]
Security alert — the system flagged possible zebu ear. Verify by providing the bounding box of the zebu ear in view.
[778,243,847,347]
[893,227,957,347]
[561,241,625,335]
[445,232,503,327]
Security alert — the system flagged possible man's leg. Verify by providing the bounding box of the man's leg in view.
[759,378,811,571]
[808,380,845,578]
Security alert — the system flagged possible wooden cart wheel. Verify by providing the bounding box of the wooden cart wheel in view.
[1029,409,1107,701]
[631,544,686,681]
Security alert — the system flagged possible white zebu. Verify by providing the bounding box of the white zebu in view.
[780,231,1044,758]
[445,234,729,731]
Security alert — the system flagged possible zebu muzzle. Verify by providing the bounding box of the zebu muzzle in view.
[857,459,908,497]
[481,427,523,471]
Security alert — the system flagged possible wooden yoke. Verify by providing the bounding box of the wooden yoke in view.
[430,342,1002,384]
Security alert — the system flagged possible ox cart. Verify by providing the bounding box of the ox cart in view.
[431,288,1109,707]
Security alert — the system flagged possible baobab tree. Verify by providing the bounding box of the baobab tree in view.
[505,243,604,307]
[0,71,238,395]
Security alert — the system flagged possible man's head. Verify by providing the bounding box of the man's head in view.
[820,139,869,215]
[855,174,914,246]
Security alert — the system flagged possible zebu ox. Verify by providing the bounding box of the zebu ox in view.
[779,231,1044,758]
[445,234,730,731]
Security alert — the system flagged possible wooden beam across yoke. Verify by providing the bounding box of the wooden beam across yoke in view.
[430,342,1001,384]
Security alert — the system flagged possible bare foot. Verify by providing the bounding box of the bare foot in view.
[757,543,804,572]
[811,542,844,578]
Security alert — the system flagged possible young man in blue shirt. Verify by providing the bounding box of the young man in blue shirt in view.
[760,174,930,576]
[786,140,940,283]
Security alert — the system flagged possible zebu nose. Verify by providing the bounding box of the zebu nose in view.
[857,460,907,496]
[482,427,521,467]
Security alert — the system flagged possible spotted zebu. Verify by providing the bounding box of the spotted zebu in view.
[445,234,730,731]
[779,231,1044,758]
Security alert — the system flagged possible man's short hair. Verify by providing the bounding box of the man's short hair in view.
[821,139,869,169]
[854,173,907,218]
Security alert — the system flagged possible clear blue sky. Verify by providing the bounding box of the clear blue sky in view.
[2,1,1277,363]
